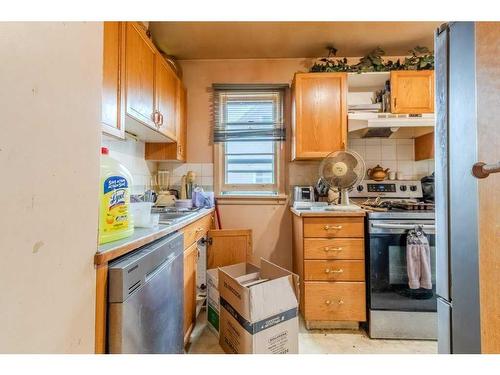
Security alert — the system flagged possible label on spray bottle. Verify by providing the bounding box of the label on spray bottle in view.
[101,176,130,234]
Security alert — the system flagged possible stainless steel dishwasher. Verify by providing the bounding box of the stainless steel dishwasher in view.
[107,232,184,354]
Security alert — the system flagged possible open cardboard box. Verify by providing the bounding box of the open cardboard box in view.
[218,259,300,354]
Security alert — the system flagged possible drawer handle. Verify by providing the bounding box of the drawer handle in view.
[195,227,204,233]
[324,225,343,230]
[324,247,343,252]
[325,299,344,306]
[325,268,344,274]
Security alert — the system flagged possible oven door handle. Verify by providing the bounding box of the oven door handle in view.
[370,223,436,230]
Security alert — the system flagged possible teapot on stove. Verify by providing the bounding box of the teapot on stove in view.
[367,164,390,181]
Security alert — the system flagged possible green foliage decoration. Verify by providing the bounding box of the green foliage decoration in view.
[309,46,434,73]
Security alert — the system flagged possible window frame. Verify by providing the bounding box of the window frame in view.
[214,86,287,199]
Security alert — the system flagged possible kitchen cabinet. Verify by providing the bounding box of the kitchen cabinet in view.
[390,70,435,114]
[415,131,435,160]
[125,22,157,129]
[291,72,347,160]
[180,213,213,344]
[183,242,198,343]
[145,84,187,162]
[123,22,181,142]
[101,22,125,139]
[206,229,253,269]
[155,54,179,139]
[292,211,366,329]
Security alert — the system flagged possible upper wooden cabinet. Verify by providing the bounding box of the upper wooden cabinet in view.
[125,22,157,129]
[145,83,187,162]
[292,73,347,160]
[155,54,179,139]
[390,70,435,114]
[101,22,125,139]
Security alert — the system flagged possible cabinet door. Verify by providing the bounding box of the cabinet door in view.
[183,242,198,343]
[125,22,156,128]
[177,84,187,161]
[207,229,252,269]
[155,55,179,139]
[292,73,347,160]
[101,22,125,138]
[144,84,187,162]
[391,70,435,114]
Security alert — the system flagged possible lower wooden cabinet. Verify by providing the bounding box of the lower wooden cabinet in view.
[183,242,198,342]
[304,260,365,282]
[179,212,252,346]
[292,211,367,328]
[304,282,366,322]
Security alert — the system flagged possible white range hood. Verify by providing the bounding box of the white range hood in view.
[348,112,435,138]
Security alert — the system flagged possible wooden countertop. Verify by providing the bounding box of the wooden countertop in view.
[94,208,214,265]
[290,207,366,217]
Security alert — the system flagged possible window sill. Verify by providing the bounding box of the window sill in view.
[215,194,289,205]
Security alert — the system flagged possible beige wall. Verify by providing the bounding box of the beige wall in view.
[179,57,416,270]
[180,58,315,269]
[0,22,102,353]
[181,57,314,163]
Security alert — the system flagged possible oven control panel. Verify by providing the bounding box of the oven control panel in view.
[351,180,423,199]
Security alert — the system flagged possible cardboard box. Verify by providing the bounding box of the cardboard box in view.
[206,268,220,337]
[218,259,300,354]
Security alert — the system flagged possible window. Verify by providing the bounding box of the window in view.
[213,85,286,197]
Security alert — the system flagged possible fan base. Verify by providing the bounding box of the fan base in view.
[325,203,362,212]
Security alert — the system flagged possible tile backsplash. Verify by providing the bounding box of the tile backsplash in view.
[348,138,434,180]
[158,162,214,191]
[101,134,157,194]
[288,138,434,190]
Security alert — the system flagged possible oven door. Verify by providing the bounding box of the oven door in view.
[368,219,436,312]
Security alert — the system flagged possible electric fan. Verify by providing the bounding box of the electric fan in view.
[318,150,366,211]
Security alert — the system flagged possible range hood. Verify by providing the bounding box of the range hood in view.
[348,112,435,138]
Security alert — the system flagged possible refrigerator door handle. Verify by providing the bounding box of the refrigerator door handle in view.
[472,161,500,178]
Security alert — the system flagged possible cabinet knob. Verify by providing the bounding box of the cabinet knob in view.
[324,225,342,230]
[325,300,331,305]
[338,299,345,305]
[325,268,343,274]
[324,247,343,252]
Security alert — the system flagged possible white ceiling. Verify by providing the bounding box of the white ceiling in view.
[149,22,442,60]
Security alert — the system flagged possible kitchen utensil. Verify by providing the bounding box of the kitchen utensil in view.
[388,171,396,180]
[180,175,187,199]
[155,170,174,207]
[186,171,196,199]
[367,164,390,181]
[396,171,403,180]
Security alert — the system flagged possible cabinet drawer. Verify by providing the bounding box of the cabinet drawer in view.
[303,217,364,238]
[304,238,364,260]
[304,260,365,281]
[304,282,366,322]
[181,214,213,248]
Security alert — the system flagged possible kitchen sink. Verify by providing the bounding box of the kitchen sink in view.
[152,207,201,224]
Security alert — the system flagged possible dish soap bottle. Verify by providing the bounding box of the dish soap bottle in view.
[99,147,134,244]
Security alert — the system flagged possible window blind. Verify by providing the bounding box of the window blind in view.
[213,84,286,143]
